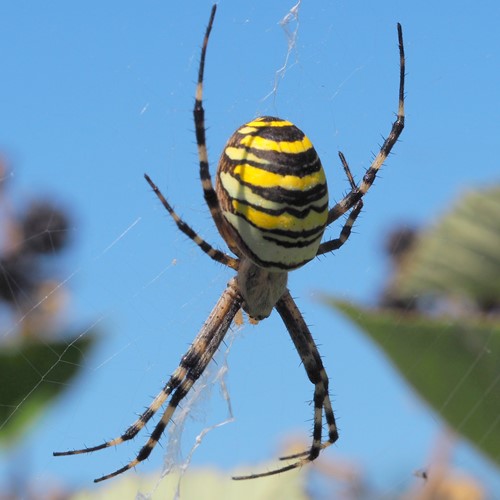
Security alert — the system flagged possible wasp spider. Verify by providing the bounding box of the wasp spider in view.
[54,5,405,483]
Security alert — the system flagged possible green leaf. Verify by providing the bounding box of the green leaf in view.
[0,334,96,447]
[331,300,500,467]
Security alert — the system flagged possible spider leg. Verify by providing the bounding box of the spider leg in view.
[144,6,239,270]
[317,152,363,255]
[233,290,338,480]
[337,151,357,192]
[54,362,186,455]
[316,201,363,255]
[144,173,238,269]
[54,278,243,483]
[192,5,238,254]
[326,23,405,226]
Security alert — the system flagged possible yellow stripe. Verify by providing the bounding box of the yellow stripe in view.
[225,147,270,164]
[239,134,313,154]
[244,119,293,128]
[233,164,325,191]
[232,200,327,232]
[238,126,258,135]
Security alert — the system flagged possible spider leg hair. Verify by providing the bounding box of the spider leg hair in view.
[144,174,238,270]
[233,290,338,480]
[54,277,243,483]
[317,152,363,256]
[326,23,405,226]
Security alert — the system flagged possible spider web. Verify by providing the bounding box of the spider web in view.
[262,0,302,102]
[2,2,500,499]
[155,332,237,500]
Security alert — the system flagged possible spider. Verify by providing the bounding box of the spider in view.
[54,5,405,483]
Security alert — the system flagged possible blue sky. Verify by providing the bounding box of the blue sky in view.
[1,0,499,495]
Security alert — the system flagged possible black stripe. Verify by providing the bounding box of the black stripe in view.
[238,242,310,270]
[241,123,305,143]
[263,232,323,249]
[199,161,211,180]
[137,441,156,462]
[181,349,202,368]
[232,177,327,207]
[250,252,311,270]
[234,198,328,219]
[226,149,322,177]
[260,223,325,239]
[193,103,206,146]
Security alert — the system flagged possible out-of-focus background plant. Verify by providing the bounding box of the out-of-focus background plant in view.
[0,158,96,498]
[329,184,500,499]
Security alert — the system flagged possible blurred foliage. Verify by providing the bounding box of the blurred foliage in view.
[332,301,500,468]
[383,186,500,312]
[0,336,94,448]
[329,185,500,470]
[61,440,484,499]
[0,158,96,449]
[69,466,308,500]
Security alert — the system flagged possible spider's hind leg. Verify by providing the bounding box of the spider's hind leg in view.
[233,290,338,480]
[276,291,339,457]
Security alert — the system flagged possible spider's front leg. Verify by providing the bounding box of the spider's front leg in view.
[233,289,337,480]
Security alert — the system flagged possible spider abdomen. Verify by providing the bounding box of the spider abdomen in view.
[216,116,329,271]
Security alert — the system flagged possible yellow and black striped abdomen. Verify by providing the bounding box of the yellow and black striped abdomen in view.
[216,116,328,271]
